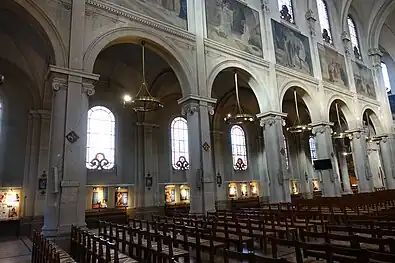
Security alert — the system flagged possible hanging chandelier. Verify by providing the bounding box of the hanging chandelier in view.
[129,41,163,112]
[332,103,350,139]
[286,89,311,133]
[223,71,255,124]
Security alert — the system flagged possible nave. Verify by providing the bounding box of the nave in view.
[32,189,395,263]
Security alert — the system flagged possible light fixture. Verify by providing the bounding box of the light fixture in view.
[145,173,153,189]
[216,172,222,187]
[123,94,132,104]
[224,71,255,124]
[0,74,4,85]
[286,89,311,133]
[130,41,163,112]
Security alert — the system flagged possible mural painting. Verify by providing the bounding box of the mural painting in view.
[205,0,263,57]
[352,61,376,98]
[112,0,187,29]
[272,19,313,76]
[318,44,348,89]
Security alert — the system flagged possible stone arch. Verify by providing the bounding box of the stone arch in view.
[279,80,319,122]
[207,60,270,113]
[361,106,383,134]
[14,0,67,67]
[326,96,355,128]
[83,27,194,96]
[368,0,395,49]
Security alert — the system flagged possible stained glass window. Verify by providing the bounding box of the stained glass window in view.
[231,125,248,170]
[317,0,332,44]
[309,136,317,161]
[171,117,189,170]
[347,16,361,59]
[381,62,392,93]
[86,106,115,170]
[278,0,294,23]
[283,134,290,170]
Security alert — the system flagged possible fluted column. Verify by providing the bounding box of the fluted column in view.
[311,123,341,197]
[257,112,289,203]
[178,96,216,213]
[349,129,373,192]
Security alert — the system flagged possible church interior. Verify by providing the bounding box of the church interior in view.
[1,0,395,262]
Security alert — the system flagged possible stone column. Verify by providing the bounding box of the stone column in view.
[380,136,395,189]
[337,148,353,194]
[43,67,98,237]
[256,135,270,200]
[212,131,226,207]
[23,111,41,218]
[178,96,216,213]
[349,129,373,192]
[311,123,341,197]
[257,112,289,203]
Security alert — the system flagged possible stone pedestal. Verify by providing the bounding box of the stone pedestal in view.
[311,123,341,197]
[258,112,289,203]
[349,129,373,192]
[178,96,216,213]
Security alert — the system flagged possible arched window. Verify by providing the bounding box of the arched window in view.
[283,134,290,170]
[317,0,332,44]
[278,0,294,23]
[231,125,248,170]
[171,117,189,170]
[381,62,392,93]
[309,136,317,161]
[86,106,115,170]
[347,16,361,60]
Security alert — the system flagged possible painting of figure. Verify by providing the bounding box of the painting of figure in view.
[318,44,348,89]
[112,0,187,29]
[272,20,313,76]
[352,61,376,98]
[205,0,263,57]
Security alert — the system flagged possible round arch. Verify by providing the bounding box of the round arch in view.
[13,0,67,67]
[361,106,383,134]
[326,96,355,127]
[83,27,194,96]
[279,80,319,122]
[207,60,271,113]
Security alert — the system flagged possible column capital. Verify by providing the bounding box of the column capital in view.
[261,0,270,14]
[257,111,287,128]
[341,31,351,57]
[178,95,217,116]
[346,128,367,139]
[29,109,51,120]
[136,122,160,128]
[310,121,333,135]
[368,48,383,68]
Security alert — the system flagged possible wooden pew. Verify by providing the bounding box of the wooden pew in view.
[32,230,75,263]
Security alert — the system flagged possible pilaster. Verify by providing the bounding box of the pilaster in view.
[178,95,216,213]
[310,122,341,197]
[348,129,373,192]
[379,135,395,189]
[257,111,289,203]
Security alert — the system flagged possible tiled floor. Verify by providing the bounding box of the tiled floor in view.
[0,237,31,263]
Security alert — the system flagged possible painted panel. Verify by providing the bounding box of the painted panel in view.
[318,44,348,89]
[111,0,187,29]
[352,61,376,98]
[205,0,263,57]
[272,20,313,76]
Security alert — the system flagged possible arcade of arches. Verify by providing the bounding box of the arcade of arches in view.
[1,0,395,237]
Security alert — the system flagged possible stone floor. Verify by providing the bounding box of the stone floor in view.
[0,237,32,263]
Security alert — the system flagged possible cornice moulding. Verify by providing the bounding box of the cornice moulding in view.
[177,95,217,105]
[86,0,195,42]
[204,39,270,69]
[49,65,100,81]
[275,65,318,85]
[323,82,353,97]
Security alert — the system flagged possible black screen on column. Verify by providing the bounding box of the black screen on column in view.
[313,159,333,170]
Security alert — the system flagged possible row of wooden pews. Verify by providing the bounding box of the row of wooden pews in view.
[32,230,75,263]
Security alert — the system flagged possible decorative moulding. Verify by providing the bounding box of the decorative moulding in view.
[356,95,380,106]
[322,82,354,98]
[49,65,100,81]
[204,39,269,69]
[275,65,319,85]
[177,94,217,105]
[86,0,195,42]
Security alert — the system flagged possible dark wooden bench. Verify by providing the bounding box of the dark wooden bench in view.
[32,230,75,263]
[86,208,127,229]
